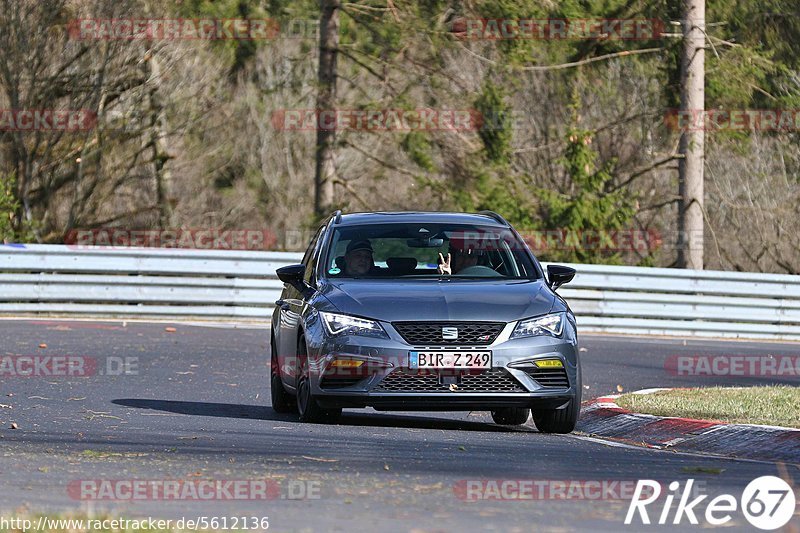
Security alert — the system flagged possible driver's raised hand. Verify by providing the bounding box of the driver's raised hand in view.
[437,252,452,275]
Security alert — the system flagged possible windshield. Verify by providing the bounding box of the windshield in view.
[323,223,540,280]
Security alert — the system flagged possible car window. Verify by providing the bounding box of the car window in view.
[324,223,539,279]
[303,225,325,284]
[301,227,323,266]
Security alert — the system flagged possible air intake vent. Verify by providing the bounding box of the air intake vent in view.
[375,368,524,393]
[320,376,365,389]
[525,368,569,389]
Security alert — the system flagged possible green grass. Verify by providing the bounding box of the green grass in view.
[616,386,800,428]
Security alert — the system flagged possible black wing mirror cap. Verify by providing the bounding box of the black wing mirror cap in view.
[547,264,576,290]
[276,264,307,292]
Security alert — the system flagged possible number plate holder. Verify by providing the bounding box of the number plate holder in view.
[408,351,492,370]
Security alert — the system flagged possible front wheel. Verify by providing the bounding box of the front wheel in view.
[491,407,530,425]
[270,337,296,413]
[532,398,579,433]
[296,339,341,423]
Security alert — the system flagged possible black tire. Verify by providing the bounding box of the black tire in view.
[532,393,580,434]
[533,365,582,434]
[270,336,296,414]
[296,338,342,423]
[491,407,530,425]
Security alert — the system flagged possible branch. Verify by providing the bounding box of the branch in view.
[338,48,389,85]
[458,44,664,71]
[64,204,162,236]
[341,139,418,177]
[332,177,369,209]
[519,47,664,71]
[638,197,681,212]
[611,154,681,192]
[341,2,393,16]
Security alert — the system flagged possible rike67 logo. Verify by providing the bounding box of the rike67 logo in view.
[625,476,796,530]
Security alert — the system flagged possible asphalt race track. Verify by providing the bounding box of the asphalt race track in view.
[0,319,798,532]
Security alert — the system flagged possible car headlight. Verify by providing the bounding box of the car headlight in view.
[510,313,564,339]
[320,311,388,339]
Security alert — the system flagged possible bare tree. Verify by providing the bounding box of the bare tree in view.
[314,0,340,219]
[677,0,705,269]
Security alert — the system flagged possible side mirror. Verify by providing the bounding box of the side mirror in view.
[547,264,576,291]
[276,264,308,293]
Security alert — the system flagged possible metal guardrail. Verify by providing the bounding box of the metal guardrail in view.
[560,264,800,341]
[0,245,292,321]
[2,244,799,340]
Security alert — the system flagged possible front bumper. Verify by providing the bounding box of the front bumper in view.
[305,320,580,411]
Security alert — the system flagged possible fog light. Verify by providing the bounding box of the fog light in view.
[330,359,364,368]
[534,359,563,368]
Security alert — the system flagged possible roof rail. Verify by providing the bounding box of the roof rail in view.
[332,210,342,224]
[478,210,510,226]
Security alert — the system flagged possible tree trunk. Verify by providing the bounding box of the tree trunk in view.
[678,0,705,269]
[314,0,340,219]
[145,51,173,230]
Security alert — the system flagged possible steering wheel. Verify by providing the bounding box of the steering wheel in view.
[456,265,503,277]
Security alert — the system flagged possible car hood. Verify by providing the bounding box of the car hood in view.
[319,278,555,323]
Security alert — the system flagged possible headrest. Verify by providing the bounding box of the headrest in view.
[386,257,418,274]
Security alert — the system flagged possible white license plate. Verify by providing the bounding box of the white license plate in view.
[409,351,492,369]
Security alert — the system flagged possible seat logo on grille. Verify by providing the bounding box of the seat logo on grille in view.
[442,327,458,340]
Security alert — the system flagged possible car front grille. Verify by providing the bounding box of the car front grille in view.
[525,368,570,389]
[392,321,505,346]
[374,368,525,393]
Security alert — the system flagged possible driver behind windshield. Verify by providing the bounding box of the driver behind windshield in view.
[343,239,376,276]
[437,241,481,275]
